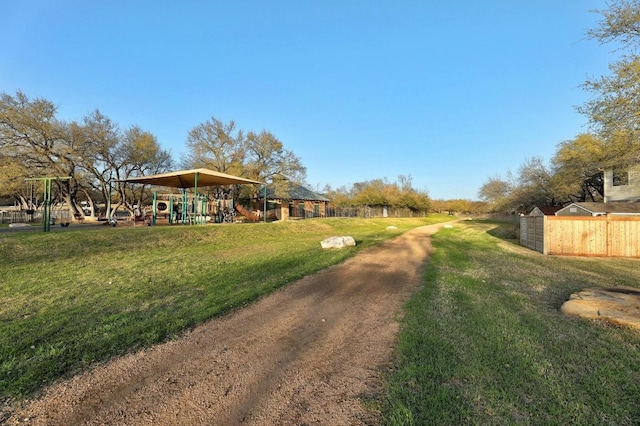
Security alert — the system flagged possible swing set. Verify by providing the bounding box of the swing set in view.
[25,176,71,232]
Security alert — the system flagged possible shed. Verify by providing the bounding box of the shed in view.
[555,202,640,217]
[257,183,330,220]
[529,206,562,216]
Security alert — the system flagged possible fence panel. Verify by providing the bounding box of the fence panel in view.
[545,216,608,256]
[1,209,69,225]
[519,216,544,253]
[520,215,640,257]
[609,217,640,257]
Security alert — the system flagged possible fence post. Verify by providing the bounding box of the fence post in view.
[542,216,548,255]
[606,214,612,257]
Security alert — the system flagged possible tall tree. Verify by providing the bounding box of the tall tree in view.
[69,110,121,217]
[511,157,559,212]
[551,133,606,201]
[0,91,79,213]
[579,0,640,165]
[0,91,172,218]
[182,117,307,199]
[244,130,307,197]
[348,176,430,211]
[478,175,514,211]
[182,118,245,175]
[113,125,173,214]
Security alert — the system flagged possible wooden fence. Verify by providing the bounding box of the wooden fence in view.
[520,215,640,257]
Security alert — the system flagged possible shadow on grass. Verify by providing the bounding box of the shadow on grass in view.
[479,218,520,241]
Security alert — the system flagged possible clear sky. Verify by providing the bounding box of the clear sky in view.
[1,1,614,200]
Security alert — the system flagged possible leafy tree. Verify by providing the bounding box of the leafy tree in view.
[510,157,559,213]
[586,0,640,52]
[478,175,514,211]
[352,179,390,207]
[0,158,34,209]
[245,130,306,185]
[0,91,172,219]
[321,184,352,207]
[66,110,121,218]
[114,125,173,214]
[0,91,78,212]
[332,176,430,212]
[182,118,307,200]
[579,0,640,165]
[182,118,245,175]
[479,158,562,214]
[551,133,606,202]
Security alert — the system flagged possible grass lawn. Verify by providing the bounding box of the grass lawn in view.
[382,219,640,425]
[0,216,448,401]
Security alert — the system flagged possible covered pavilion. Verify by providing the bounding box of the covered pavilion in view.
[121,168,265,224]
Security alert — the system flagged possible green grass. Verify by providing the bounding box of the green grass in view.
[0,216,449,400]
[382,219,640,425]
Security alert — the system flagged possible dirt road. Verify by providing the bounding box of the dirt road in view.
[7,223,447,425]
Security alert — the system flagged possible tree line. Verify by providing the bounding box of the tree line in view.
[322,174,430,213]
[0,91,311,219]
[0,92,435,219]
[479,0,640,214]
[0,92,173,219]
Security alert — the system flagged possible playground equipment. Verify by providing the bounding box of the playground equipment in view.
[25,176,71,232]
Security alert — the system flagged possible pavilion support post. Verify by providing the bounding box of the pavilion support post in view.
[263,185,267,223]
[169,195,174,224]
[194,172,199,224]
[152,191,157,225]
[44,178,52,232]
[182,191,188,225]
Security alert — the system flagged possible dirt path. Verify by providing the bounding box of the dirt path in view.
[8,223,448,425]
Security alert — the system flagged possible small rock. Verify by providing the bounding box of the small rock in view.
[9,223,30,228]
[386,226,397,230]
[320,236,356,249]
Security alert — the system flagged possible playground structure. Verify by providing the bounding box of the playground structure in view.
[123,168,264,225]
[12,169,264,230]
[152,193,246,224]
[25,176,72,232]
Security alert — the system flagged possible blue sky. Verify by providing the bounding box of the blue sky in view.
[1,1,614,200]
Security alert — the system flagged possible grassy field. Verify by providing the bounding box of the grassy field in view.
[382,220,640,425]
[0,216,448,401]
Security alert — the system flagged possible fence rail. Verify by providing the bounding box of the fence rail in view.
[520,215,640,257]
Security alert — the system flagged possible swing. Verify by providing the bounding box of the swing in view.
[25,181,35,215]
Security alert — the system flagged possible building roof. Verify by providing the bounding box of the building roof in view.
[556,202,640,215]
[121,168,263,188]
[260,183,330,202]
[529,206,562,216]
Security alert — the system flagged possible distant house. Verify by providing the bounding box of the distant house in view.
[257,183,330,220]
[604,165,640,202]
[555,202,640,217]
[528,206,562,216]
